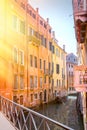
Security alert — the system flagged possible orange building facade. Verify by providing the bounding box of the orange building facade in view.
[0,0,67,107]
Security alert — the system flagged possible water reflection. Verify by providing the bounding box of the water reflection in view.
[34,96,84,130]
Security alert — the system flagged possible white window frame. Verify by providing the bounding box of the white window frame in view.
[34,76,38,88]
[12,14,19,32]
[40,77,43,88]
[13,47,18,63]
[19,50,24,65]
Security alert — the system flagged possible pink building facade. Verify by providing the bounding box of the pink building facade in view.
[72,0,87,129]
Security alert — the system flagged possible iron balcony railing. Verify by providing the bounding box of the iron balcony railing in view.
[44,69,53,76]
[0,96,74,130]
[28,35,41,46]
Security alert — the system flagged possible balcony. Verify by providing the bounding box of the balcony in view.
[44,69,53,76]
[44,69,48,75]
[28,35,41,46]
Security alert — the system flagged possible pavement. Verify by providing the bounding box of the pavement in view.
[0,112,16,130]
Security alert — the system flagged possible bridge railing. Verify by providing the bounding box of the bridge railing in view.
[0,96,74,130]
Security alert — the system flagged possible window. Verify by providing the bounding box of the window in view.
[56,48,58,56]
[49,77,51,84]
[62,68,63,77]
[29,10,32,16]
[72,72,73,76]
[34,94,38,99]
[58,50,60,57]
[49,29,51,33]
[44,23,47,29]
[20,20,25,34]
[40,77,43,88]
[27,8,30,14]
[13,95,18,103]
[69,71,70,76]
[52,45,55,53]
[79,72,83,84]
[43,60,46,72]
[41,35,46,47]
[14,75,18,89]
[57,79,58,86]
[56,48,60,57]
[44,38,47,48]
[34,31,38,37]
[34,56,37,68]
[49,42,52,51]
[29,27,34,36]
[44,76,46,83]
[34,76,38,88]
[19,50,24,65]
[40,59,42,69]
[30,94,33,102]
[52,62,54,73]
[30,55,33,67]
[30,76,33,88]
[59,80,61,87]
[12,15,18,31]
[20,76,24,89]
[62,80,63,87]
[52,79,54,86]
[56,64,59,74]
[41,35,44,45]
[40,20,43,25]
[61,52,63,60]
[49,62,51,72]
[14,47,18,63]
[20,95,23,105]
[21,2,25,10]
[32,13,36,19]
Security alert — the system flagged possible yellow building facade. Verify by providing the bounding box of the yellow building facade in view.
[52,36,67,99]
[0,0,67,107]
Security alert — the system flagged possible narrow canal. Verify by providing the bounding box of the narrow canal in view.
[34,96,84,130]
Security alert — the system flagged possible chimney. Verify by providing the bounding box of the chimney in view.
[47,18,49,24]
[36,8,39,13]
[52,31,55,38]
[63,44,65,51]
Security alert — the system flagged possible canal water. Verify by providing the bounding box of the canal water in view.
[34,96,84,130]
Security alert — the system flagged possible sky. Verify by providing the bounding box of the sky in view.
[28,0,77,55]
